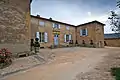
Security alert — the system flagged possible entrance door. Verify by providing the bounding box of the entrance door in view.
[54,34,59,46]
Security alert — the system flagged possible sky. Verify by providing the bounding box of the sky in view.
[31,0,118,34]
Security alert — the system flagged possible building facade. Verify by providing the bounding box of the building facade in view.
[31,15,76,48]
[31,15,105,48]
[0,0,31,53]
[76,21,105,48]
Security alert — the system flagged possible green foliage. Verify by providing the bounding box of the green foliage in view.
[108,1,120,33]
[111,67,120,80]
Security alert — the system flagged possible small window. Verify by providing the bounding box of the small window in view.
[80,28,88,36]
[90,40,93,45]
[53,23,60,29]
[82,40,85,44]
[39,21,45,26]
[66,26,70,30]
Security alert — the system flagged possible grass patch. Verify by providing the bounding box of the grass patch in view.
[111,67,120,80]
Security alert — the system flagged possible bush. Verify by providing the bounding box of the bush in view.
[111,67,120,80]
[0,48,12,69]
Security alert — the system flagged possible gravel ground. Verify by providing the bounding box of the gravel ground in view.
[74,47,120,80]
[0,50,54,78]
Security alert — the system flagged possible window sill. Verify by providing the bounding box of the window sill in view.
[80,35,88,37]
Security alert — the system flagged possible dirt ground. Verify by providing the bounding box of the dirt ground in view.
[1,47,120,80]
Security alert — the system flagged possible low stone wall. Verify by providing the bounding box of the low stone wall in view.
[0,44,29,54]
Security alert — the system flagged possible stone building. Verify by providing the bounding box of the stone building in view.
[104,33,120,47]
[0,0,32,53]
[31,15,76,48]
[31,15,105,48]
[76,21,105,48]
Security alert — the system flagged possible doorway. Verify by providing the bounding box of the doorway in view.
[54,34,59,46]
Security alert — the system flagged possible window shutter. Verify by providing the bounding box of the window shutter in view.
[36,32,40,39]
[69,35,72,40]
[86,28,88,36]
[59,24,60,29]
[52,23,55,28]
[80,29,82,36]
[64,34,66,42]
[44,32,48,42]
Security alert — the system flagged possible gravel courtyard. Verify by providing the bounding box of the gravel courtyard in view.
[1,47,120,80]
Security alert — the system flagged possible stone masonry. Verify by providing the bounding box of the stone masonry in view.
[0,0,31,53]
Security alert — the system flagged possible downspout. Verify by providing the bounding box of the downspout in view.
[75,26,78,45]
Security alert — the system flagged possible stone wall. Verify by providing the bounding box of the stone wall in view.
[0,0,31,53]
[105,38,120,47]
[76,22,104,48]
[31,16,76,48]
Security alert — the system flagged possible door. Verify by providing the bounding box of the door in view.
[54,34,59,45]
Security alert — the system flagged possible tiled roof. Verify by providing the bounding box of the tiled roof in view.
[104,33,120,39]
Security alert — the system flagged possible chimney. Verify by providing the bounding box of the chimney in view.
[49,17,52,20]
[37,15,40,17]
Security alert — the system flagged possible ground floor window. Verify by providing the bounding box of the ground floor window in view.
[36,32,48,43]
[39,32,44,42]
[64,34,72,42]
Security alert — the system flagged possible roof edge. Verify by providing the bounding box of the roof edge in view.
[31,15,105,27]
[77,20,105,27]
[31,15,76,27]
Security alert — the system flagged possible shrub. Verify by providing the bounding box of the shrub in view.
[0,48,12,69]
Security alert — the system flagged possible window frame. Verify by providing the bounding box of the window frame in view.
[39,32,45,43]
[80,28,88,36]
[39,21,45,26]
[66,26,70,30]
[53,23,60,29]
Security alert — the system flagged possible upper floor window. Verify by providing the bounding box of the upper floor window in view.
[66,26,70,30]
[53,23,60,29]
[39,21,45,26]
[80,28,88,36]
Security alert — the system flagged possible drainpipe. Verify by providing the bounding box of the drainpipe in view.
[75,26,78,46]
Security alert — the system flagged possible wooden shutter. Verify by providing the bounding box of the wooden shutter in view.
[36,32,40,39]
[44,32,48,42]
[80,29,82,36]
[86,28,88,36]
[52,23,55,28]
[69,35,72,40]
[59,24,60,29]
[64,34,66,42]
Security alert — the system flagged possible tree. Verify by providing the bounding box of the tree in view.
[108,0,120,33]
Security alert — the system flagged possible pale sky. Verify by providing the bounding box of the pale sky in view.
[31,0,118,34]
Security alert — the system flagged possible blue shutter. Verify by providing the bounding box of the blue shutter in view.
[64,34,66,42]
[59,24,60,29]
[86,28,88,36]
[80,29,82,36]
[69,35,72,40]
[44,32,48,42]
[52,23,55,28]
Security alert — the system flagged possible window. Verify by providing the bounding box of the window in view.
[36,32,45,42]
[80,28,88,36]
[39,21,45,26]
[66,35,69,42]
[39,32,44,42]
[64,34,72,42]
[53,23,60,29]
[82,40,85,44]
[90,40,93,45]
[66,26,70,30]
